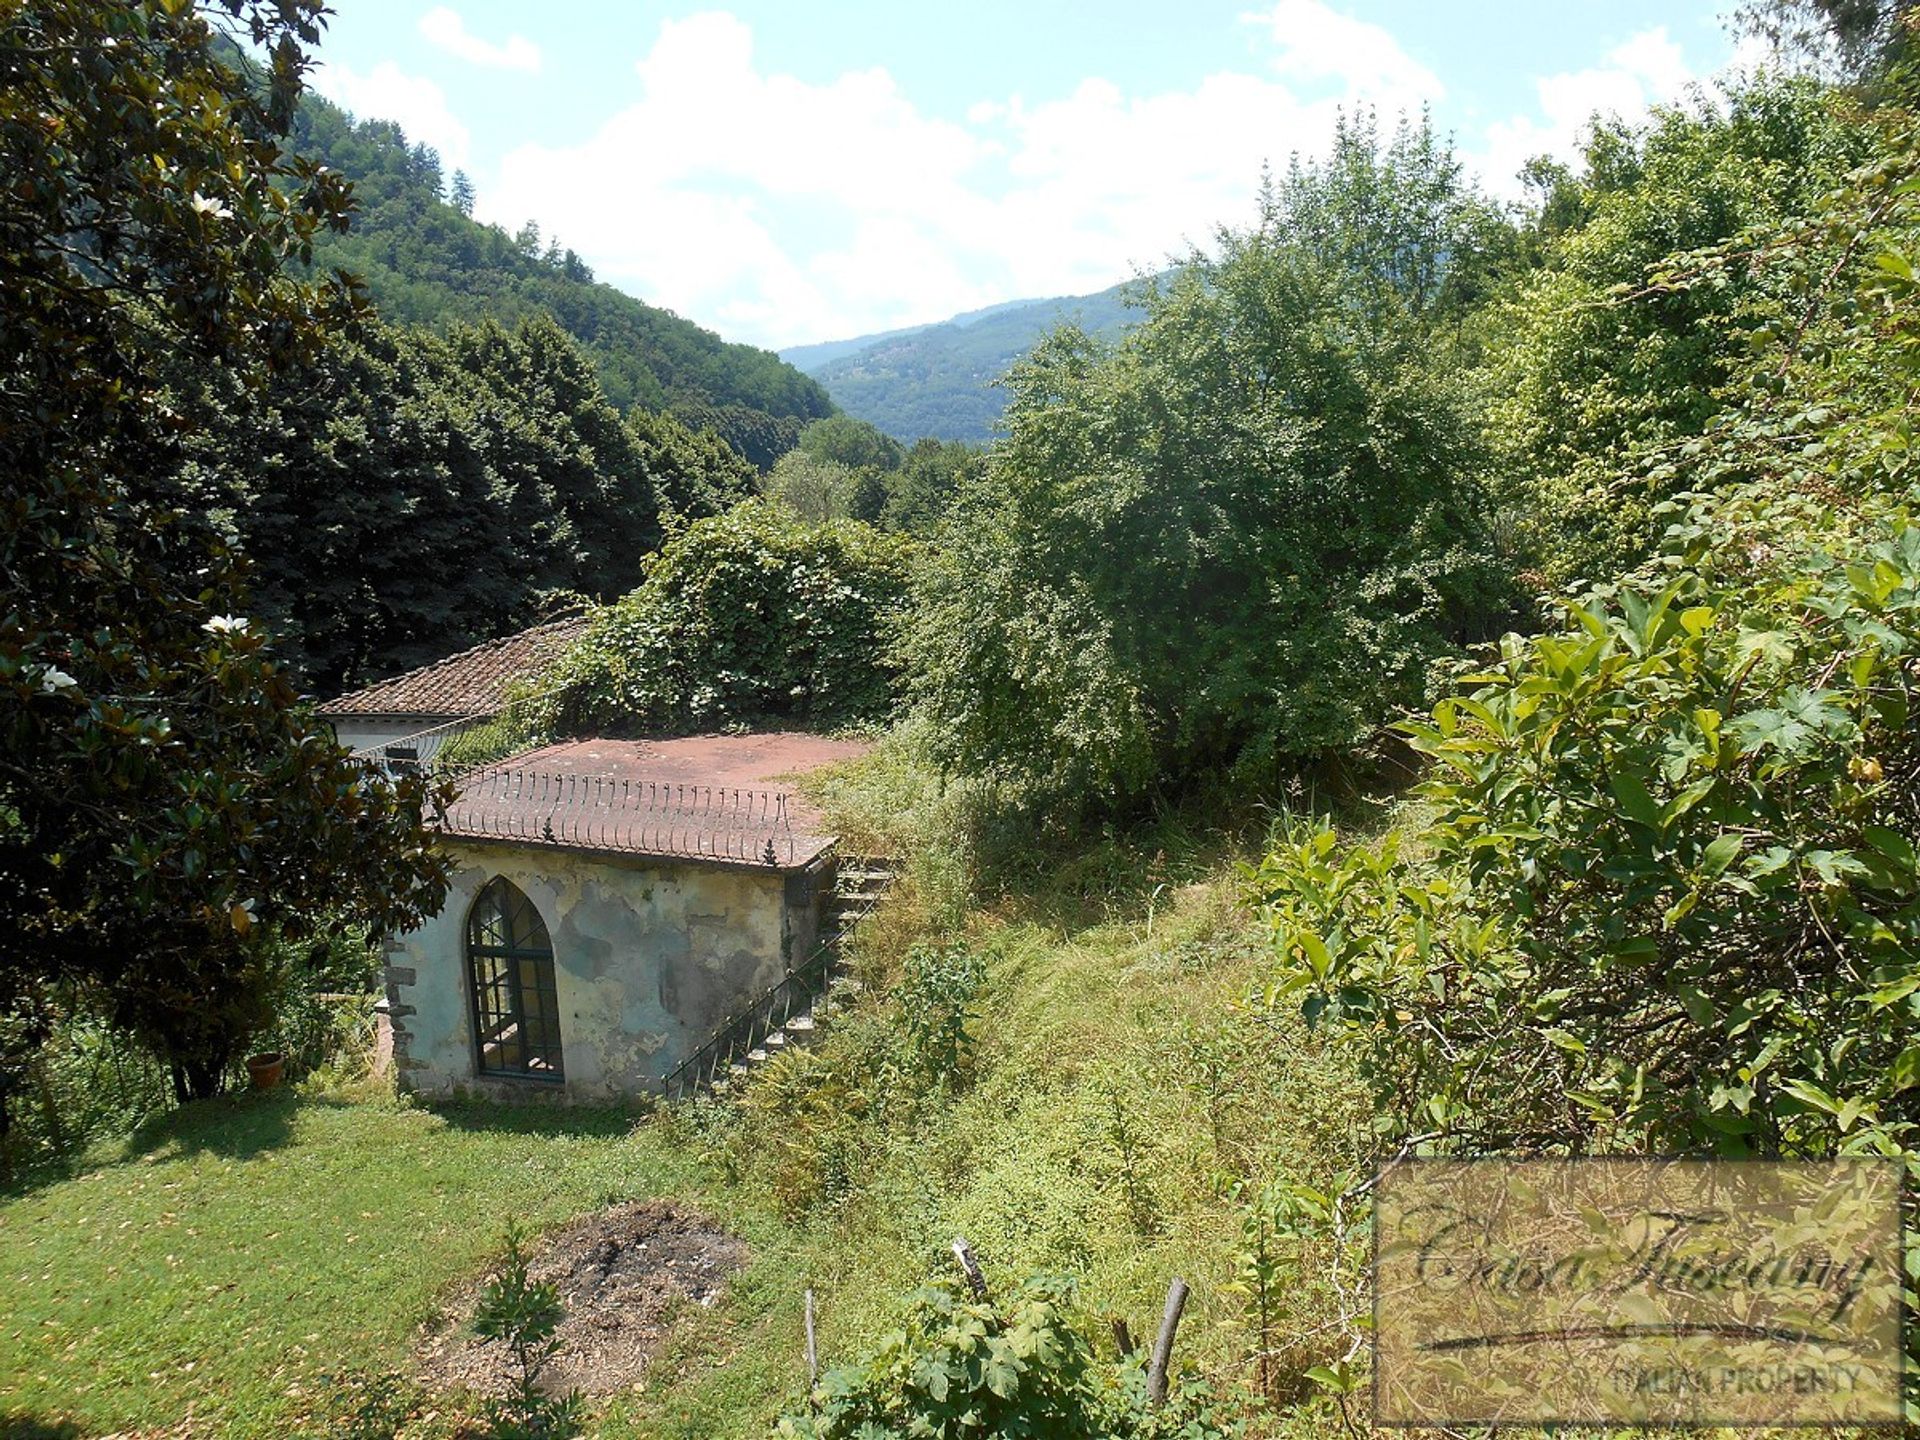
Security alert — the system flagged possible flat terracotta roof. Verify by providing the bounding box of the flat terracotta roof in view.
[432,732,871,871]
[506,733,873,789]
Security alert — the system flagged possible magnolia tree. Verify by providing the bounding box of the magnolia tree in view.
[0,0,449,1107]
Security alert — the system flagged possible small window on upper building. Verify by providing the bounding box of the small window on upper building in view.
[466,876,564,1081]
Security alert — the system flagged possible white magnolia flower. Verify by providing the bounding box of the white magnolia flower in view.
[38,667,78,694]
[191,192,233,221]
[203,614,249,636]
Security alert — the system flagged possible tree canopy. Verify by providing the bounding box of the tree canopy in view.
[546,501,915,737]
[0,0,449,1103]
[1254,99,1920,1159]
[161,313,754,692]
[902,124,1508,813]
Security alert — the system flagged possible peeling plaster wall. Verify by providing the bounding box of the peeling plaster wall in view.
[385,840,827,1101]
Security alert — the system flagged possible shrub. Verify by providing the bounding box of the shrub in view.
[473,1222,583,1440]
[778,1276,1236,1440]
[545,501,915,735]
[1250,491,1920,1157]
[736,940,988,1218]
[1250,88,1920,1163]
[902,150,1505,817]
[892,940,987,1090]
[1483,75,1868,587]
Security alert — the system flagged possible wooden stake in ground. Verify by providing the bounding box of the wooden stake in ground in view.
[1146,1277,1190,1408]
[950,1236,988,1302]
[804,1287,819,1393]
[1112,1317,1135,1359]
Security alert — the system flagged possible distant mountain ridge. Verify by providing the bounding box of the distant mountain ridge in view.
[289,91,833,466]
[784,280,1149,444]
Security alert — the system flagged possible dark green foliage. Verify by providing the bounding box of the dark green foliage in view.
[166,313,752,692]
[0,0,449,1106]
[473,1223,583,1440]
[760,419,981,533]
[793,416,902,525]
[884,438,984,535]
[778,1276,1236,1440]
[548,501,914,736]
[795,414,904,474]
[1487,76,1871,585]
[676,400,810,472]
[892,941,986,1087]
[794,281,1147,444]
[0,1011,171,1180]
[286,92,832,438]
[904,137,1508,813]
[760,451,864,525]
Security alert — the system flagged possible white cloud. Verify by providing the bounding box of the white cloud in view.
[480,8,1454,348]
[311,59,471,169]
[418,6,541,72]
[1241,0,1444,103]
[1473,27,1698,197]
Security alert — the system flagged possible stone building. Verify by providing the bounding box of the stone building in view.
[380,732,870,1101]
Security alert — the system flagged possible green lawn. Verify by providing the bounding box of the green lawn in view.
[0,1092,806,1438]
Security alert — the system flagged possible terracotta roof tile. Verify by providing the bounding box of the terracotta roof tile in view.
[318,617,589,719]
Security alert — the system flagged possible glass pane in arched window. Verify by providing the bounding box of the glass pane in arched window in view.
[466,877,563,1080]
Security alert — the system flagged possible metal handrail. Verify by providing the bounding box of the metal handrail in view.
[661,873,887,1100]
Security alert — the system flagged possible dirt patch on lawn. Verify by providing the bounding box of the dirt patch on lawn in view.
[417,1201,747,1399]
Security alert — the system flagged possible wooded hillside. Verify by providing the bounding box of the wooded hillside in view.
[289,92,834,463]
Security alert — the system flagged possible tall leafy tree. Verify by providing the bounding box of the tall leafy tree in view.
[1277,109,1521,330]
[1738,0,1918,78]
[547,501,914,736]
[904,146,1507,812]
[169,314,755,691]
[883,438,983,536]
[0,0,449,1105]
[1253,97,1920,1161]
[1485,76,1869,586]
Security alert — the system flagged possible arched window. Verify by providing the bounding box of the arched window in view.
[466,877,564,1080]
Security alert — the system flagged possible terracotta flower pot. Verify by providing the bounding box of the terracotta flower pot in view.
[246,1052,285,1091]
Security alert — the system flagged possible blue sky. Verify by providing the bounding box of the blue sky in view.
[311,2,1756,348]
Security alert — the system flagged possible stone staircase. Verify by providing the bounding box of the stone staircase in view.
[662,856,897,1099]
